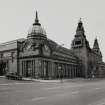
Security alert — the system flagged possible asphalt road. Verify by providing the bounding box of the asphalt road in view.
[0,78,105,105]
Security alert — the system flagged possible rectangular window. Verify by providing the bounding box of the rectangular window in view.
[75,40,81,45]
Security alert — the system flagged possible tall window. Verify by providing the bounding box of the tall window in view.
[26,61,32,77]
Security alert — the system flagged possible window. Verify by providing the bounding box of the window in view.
[75,40,81,45]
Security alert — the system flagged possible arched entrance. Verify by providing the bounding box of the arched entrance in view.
[0,60,8,76]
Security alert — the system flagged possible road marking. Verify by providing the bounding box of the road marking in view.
[0,87,10,90]
[0,82,35,86]
[95,88,100,90]
[43,84,82,90]
[88,102,105,105]
[100,103,105,105]
[14,82,35,85]
[87,98,105,105]
[31,97,45,101]
[44,87,60,90]
[71,91,79,95]
[0,84,9,86]
[15,90,25,93]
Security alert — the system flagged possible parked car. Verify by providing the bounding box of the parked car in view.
[6,72,22,80]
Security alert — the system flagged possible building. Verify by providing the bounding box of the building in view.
[71,19,105,78]
[0,12,105,79]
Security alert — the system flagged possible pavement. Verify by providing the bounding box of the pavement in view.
[0,77,105,105]
[1,76,104,83]
[22,77,105,83]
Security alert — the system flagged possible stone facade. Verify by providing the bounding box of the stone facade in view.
[0,12,105,79]
[71,19,105,78]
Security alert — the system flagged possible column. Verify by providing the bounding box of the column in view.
[33,60,35,78]
[74,65,76,78]
[32,60,34,78]
[41,60,44,78]
[23,61,25,77]
[24,61,27,77]
[72,65,74,78]
[75,65,77,77]
[51,61,54,78]
[69,64,72,78]
[22,61,24,76]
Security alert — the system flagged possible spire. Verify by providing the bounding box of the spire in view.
[79,18,82,24]
[93,37,99,50]
[33,11,41,26]
[76,18,85,33]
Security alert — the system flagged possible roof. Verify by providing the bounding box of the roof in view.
[47,39,79,60]
[0,38,25,52]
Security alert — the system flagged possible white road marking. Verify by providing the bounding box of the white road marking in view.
[0,87,10,90]
[31,91,79,102]
[31,97,45,101]
[0,84,9,86]
[44,86,60,90]
[95,88,100,90]
[15,90,24,93]
[71,91,79,95]
[63,85,82,88]
[14,82,35,85]
[99,103,105,105]
[0,82,35,86]
[88,98,105,105]
[44,84,82,90]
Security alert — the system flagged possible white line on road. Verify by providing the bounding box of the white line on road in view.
[0,84,9,86]
[71,91,79,95]
[30,91,79,102]
[95,88,101,90]
[31,97,46,101]
[44,86,60,90]
[88,98,105,105]
[43,84,82,90]
[0,87,10,90]
[0,82,35,86]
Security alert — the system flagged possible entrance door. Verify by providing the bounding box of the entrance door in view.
[43,61,48,78]
[26,61,32,77]
[0,61,7,76]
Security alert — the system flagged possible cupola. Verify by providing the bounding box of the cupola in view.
[27,11,47,39]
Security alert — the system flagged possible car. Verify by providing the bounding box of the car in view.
[6,72,22,80]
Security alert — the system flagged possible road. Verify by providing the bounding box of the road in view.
[0,78,105,105]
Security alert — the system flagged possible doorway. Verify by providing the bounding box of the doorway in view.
[0,61,7,76]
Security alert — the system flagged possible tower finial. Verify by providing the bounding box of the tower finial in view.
[79,18,82,22]
[78,18,83,24]
[93,37,99,50]
[76,18,84,33]
[36,11,38,22]
[33,11,41,26]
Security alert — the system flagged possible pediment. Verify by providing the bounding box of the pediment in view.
[42,44,51,56]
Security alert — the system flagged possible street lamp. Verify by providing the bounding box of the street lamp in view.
[58,65,63,83]
[56,44,65,83]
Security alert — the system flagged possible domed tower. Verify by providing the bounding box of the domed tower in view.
[21,11,47,52]
[93,37,102,61]
[27,11,47,40]
[76,18,85,37]
[93,37,100,52]
[71,18,90,48]
[71,19,90,78]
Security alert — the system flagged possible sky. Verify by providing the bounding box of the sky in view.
[0,0,105,60]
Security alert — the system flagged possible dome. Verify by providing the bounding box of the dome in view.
[27,11,47,39]
[28,25,46,36]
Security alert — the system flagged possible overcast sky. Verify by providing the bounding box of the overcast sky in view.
[0,0,105,60]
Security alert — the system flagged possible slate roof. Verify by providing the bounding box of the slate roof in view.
[0,38,25,52]
[47,39,79,60]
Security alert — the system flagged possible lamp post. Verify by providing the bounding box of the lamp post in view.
[58,65,63,83]
[56,43,64,83]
